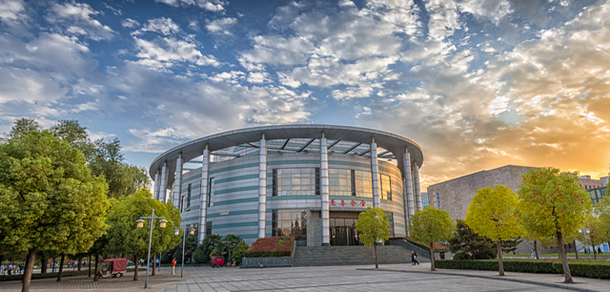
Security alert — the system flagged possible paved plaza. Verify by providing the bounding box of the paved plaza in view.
[2,264,609,292]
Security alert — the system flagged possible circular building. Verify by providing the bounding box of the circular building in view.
[149,124,424,246]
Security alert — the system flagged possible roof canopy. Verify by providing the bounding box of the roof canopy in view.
[149,124,423,185]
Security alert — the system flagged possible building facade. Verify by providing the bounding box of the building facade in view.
[149,125,424,246]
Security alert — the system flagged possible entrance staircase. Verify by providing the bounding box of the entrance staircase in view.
[292,244,428,267]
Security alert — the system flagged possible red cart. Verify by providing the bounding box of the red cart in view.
[211,255,225,268]
[97,258,127,278]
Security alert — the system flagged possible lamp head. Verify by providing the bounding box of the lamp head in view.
[189,229,196,236]
[159,219,168,228]
[136,219,145,228]
[174,228,180,236]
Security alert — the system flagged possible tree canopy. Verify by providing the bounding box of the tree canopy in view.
[355,207,390,268]
[448,219,496,260]
[466,185,524,276]
[518,167,593,283]
[409,206,454,271]
[0,130,109,292]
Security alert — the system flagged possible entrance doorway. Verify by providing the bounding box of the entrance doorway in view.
[329,212,361,246]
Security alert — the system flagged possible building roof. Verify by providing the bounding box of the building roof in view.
[149,124,423,186]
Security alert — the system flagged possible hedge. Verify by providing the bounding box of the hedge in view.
[244,236,294,258]
[435,259,610,279]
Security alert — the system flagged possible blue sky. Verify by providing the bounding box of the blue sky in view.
[1,0,609,187]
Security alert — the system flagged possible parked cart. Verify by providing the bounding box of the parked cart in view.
[211,255,225,268]
[97,258,127,278]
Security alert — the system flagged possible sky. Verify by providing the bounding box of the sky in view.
[1,0,609,189]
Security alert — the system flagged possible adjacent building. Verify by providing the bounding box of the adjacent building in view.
[149,125,424,246]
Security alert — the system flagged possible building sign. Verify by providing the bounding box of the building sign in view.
[330,199,369,208]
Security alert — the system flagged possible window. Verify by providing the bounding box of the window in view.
[272,209,307,240]
[386,212,395,237]
[206,221,213,236]
[330,169,351,196]
[381,175,392,201]
[207,177,214,207]
[187,183,192,209]
[353,170,372,198]
[273,168,319,196]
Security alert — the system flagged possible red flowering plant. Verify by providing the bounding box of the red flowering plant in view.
[243,236,295,258]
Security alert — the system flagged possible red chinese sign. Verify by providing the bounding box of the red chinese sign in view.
[330,199,336,206]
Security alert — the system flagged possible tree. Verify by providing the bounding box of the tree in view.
[105,189,180,281]
[355,207,390,269]
[465,185,524,276]
[501,238,523,254]
[193,234,221,263]
[0,130,109,292]
[4,118,42,141]
[408,206,454,271]
[575,215,608,260]
[231,241,248,266]
[518,167,593,283]
[172,236,198,264]
[448,219,496,259]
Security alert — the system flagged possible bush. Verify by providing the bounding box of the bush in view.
[435,259,610,279]
[244,236,294,258]
[474,251,496,260]
[232,241,248,265]
[452,252,472,260]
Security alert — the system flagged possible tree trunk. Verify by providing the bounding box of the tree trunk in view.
[592,245,597,260]
[556,231,574,283]
[534,240,539,260]
[430,243,436,271]
[93,255,100,281]
[56,255,65,282]
[374,244,378,269]
[574,240,578,259]
[133,254,139,281]
[78,256,82,271]
[22,248,37,292]
[88,255,92,277]
[497,241,505,276]
[152,254,156,276]
[41,256,47,274]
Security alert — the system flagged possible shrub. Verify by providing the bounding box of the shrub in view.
[232,241,249,265]
[244,236,294,258]
[452,252,472,260]
[435,259,610,279]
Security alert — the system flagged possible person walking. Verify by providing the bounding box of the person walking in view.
[171,258,176,275]
[411,251,420,265]
[531,248,537,259]
[7,264,12,275]
[0,264,4,275]
[439,251,445,260]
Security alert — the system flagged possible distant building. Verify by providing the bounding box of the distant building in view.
[579,175,603,190]
[421,192,429,208]
[601,176,609,187]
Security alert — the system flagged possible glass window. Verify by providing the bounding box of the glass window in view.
[273,168,319,196]
[187,183,192,209]
[207,177,214,207]
[206,221,213,236]
[330,169,352,196]
[381,175,392,201]
[272,209,307,240]
[354,170,372,198]
[386,212,395,237]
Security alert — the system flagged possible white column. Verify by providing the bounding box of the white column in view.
[198,145,210,244]
[258,134,268,238]
[159,162,168,202]
[173,153,183,208]
[370,137,380,208]
[403,151,415,236]
[320,133,330,246]
[153,170,160,200]
[413,164,422,210]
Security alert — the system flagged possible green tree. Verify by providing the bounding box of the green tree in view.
[409,206,454,271]
[4,117,42,141]
[355,207,390,269]
[518,167,593,283]
[193,234,221,263]
[105,189,181,281]
[0,130,109,292]
[448,219,496,259]
[575,215,608,260]
[172,236,198,264]
[231,241,248,266]
[465,185,524,276]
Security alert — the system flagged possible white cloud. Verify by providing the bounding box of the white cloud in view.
[46,2,114,41]
[133,37,221,70]
[154,0,225,12]
[137,17,180,35]
[121,18,140,29]
[0,0,28,26]
[205,17,237,35]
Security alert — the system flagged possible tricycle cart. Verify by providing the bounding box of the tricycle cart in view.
[211,255,225,268]
[97,258,127,278]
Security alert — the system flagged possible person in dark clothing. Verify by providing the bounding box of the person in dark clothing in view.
[439,251,445,260]
[411,251,420,265]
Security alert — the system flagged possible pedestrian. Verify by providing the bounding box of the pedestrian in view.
[598,247,603,254]
[0,264,4,275]
[7,264,12,275]
[411,251,419,265]
[439,250,445,260]
[531,248,536,259]
[171,258,176,275]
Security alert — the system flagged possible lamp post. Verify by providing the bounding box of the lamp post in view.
[174,195,195,278]
[136,209,167,289]
[579,227,591,259]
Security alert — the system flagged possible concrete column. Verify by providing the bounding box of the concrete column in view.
[159,162,168,202]
[258,134,268,239]
[153,170,160,200]
[198,145,210,244]
[173,153,183,208]
[413,164,422,210]
[370,137,380,208]
[320,133,330,246]
[403,151,415,236]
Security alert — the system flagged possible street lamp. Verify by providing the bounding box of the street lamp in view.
[136,209,166,289]
[174,195,196,278]
[579,227,591,259]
